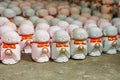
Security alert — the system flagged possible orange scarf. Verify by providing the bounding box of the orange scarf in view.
[55,42,69,48]
[20,34,33,40]
[108,36,117,41]
[90,38,102,43]
[3,43,18,49]
[74,40,86,45]
[32,42,49,48]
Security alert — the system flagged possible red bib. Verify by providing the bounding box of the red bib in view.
[108,36,117,41]
[37,42,49,48]
[74,40,86,45]
[20,34,32,40]
[3,43,17,49]
[90,38,102,43]
[55,42,69,48]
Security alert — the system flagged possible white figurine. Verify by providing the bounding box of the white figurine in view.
[70,28,88,59]
[87,27,103,56]
[0,26,15,60]
[51,30,70,62]
[117,25,120,51]
[18,20,34,54]
[103,26,118,54]
[1,31,21,64]
[32,30,50,62]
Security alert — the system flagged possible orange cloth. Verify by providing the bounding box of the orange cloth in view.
[74,40,86,45]
[55,42,69,48]
[20,34,32,40]
[37,42,49,48]
[90,38,102,43]
[3,43,17,49]
[108,36,117,41]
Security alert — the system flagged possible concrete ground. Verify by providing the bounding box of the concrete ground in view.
[0,53,120,80]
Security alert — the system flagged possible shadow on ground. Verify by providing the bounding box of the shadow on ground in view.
[0,53,120,80]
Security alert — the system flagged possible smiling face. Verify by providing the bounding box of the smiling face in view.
[53,30,70,42]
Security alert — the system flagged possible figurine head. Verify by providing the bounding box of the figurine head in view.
[50,18,60,26]
[66,24,79,35]
[57,14,67,20]
[3,8,16,18]
[47,7,57,16]
[13,16,25,26]
[0,26,15,37]
[53,30,70,42]
[88,27,103,38]
[29,16,39,24]
[70,6,80,15]
[3,22,17,31]
[18,24,34,35]
[78,16,88,24]
[103,26,118,36]
[11,6,21,16]
[0,6,5,16]
[117,25,120,34]
[65,17,74,24]
[1,31,21,43]
[36,9,48,18]
[36,23,50,31]
[20,20,34,28]
[33,30,50,42]
[58,8,70,17]
[48,26,61,38]
[57,21,69,30]
[71,14,80,20]
[23,8,35,17]
[0,17,9,26]
[72,28,88,40]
